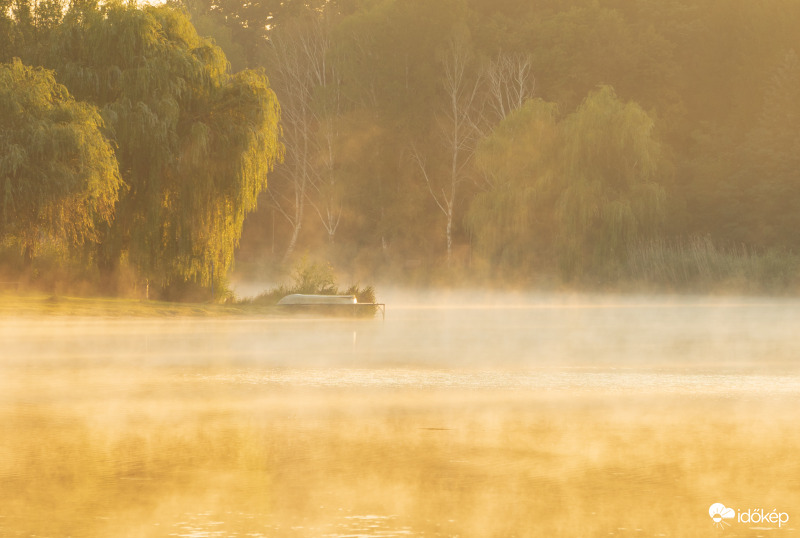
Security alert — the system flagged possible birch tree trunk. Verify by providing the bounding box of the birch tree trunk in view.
[414,33,483,264]
[268,13,342,261]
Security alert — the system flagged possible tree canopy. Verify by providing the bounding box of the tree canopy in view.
[0,58,122,257]
[465,98,560,273]
[5,0,800,292]
[49,2,281,290]
[2,1,282,295]
[557,86,666,275]
[466,88,667,279]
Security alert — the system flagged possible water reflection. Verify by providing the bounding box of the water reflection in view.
[1,295,799,537]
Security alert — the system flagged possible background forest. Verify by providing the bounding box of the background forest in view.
[3,0,800,297]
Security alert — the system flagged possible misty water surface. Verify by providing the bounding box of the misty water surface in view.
[1,293,799,537]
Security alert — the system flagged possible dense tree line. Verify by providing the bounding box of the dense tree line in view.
[218,0,800,289]
[3,0,800,294]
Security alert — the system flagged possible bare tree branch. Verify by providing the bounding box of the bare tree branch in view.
[266,12,344,259]
[415,34,486,262]
[412,145,449,217]
[486,53,535,123]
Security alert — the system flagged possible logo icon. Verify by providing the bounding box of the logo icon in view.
[709,503,735,528]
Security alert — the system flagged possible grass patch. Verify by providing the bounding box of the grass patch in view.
[238,257,378,309]
[622,236,800,293]
[0,292,281,318]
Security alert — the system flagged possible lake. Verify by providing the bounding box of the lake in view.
[1,292,798,537]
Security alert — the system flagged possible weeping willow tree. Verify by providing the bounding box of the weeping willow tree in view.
[465,98,560,273]
[0,58,122,261]
[557,86,666,276]
[466,87,667,279]
[47,1,282,292]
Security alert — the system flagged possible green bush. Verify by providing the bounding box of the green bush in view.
[243,258,378,308]
[290,256,338,294]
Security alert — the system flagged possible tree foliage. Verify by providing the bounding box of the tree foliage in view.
[178,0,332,68]
[44,2,282,288]
[733,49,800,249]
[0,0,14,62]
[6,0,800,290]
[0,59,122,255]
[557,86,666,273]
[467,88,667,278]
[465,98,559,272]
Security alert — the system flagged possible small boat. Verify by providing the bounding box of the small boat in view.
[277,294,357,305]
[277,294,385,319]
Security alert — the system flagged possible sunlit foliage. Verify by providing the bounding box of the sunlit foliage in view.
[0,59,122,258]
[467,88,667,278]
[45,2,282,289]
[466,98,560,273]
[6,0,800,290]
[557,86,666,275]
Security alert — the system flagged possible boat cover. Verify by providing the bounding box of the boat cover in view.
[277,294,358,305]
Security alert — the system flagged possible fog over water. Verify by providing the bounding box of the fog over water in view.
[2,292,799,537]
